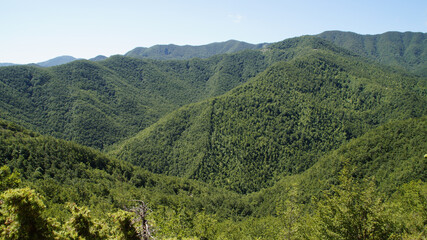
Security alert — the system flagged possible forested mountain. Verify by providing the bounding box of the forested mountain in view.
[318,31,427,76]
[125,40,268,60]
[36,55,78,67]
[112,43,426,193]
[0,36,350,149]
[0,55,107,68]
[0,50,270,149]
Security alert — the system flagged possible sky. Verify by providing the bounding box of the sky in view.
[1,0,426,64]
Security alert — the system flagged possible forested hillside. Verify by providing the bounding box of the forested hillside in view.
[0,50,271,149]
[249,115,427,214]
[0,119,249,218]
[112,46,426,193]
[318,31,427,76]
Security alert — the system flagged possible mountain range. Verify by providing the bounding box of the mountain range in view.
[0,31,426,239]
[3,31,425,73]
[0,40,266,67]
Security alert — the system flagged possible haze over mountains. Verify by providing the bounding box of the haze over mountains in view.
[0,30,426,239]
[0,40,266,67]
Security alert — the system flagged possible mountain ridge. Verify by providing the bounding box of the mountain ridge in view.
[125,39,268,60]
[317,30,427,75]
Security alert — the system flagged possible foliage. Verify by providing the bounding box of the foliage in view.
[0,165,21,191]
[385,180,427,239]
[0,118,250,222]
[63,203,108,239]
[313,166,397,240]
[248,116,427,216]
[111,210,140,240]
[0,188,59,240]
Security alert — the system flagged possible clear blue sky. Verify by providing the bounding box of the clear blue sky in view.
[1,0,426,64]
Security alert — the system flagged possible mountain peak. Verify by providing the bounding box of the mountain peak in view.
[36,55,77,67]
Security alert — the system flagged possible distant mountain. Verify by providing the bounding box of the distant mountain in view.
[317,31,427,76]
[2,55,107,67]
[0,63,16,67]
[36,55,78,67]
[125,40,268,60]
[89,55,108,61]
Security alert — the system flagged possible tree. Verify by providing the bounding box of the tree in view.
[314,165,397,240]
[193,211,217,240]
[124,200,154,240]
[0,165,21,191]
[63,202,107,239]
[276,184,303,240]
[0,188,58,240]
[111,210,140,240]
[386,180,427,239]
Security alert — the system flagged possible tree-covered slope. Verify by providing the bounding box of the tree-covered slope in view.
[318,31,427,76]
[249,115,427,215]
[0,61,170,149]
[125,40,268,60]
[0,119,249,221]
[112,49,426,194]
